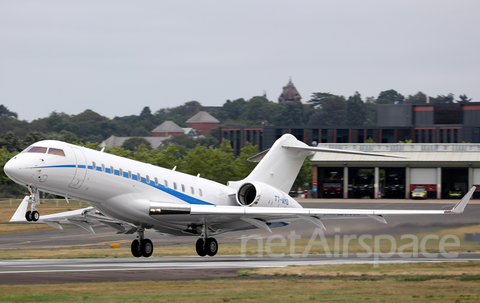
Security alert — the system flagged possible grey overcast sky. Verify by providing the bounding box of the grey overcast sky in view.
[1,1,479,121]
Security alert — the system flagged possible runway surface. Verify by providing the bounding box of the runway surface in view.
[1,200,479,284]
[2,253,480,285]
[2,201,480,250]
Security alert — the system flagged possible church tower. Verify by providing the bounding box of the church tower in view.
[278,79,302,103]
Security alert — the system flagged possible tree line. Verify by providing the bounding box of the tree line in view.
[0,90,473,146]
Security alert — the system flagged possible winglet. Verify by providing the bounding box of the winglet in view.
[449,186,476,214]
[9,196,30,222]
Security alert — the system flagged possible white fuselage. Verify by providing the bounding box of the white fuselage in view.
[4,140,301,234]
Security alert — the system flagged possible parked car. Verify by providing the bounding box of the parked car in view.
[448,186,463,199]
[411,187,427,199]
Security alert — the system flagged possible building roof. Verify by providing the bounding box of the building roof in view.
[151,121,185,133]
[100,135,169,149]
[278,79,302,103]
[186,111,219,124]
[310,143,480,167]
[182,128,197,136]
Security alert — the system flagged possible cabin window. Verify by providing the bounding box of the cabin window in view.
[119,168,123,177]
[137,173,141,181]
[191,187,195,195]
[146,175,150,184]
[101,164,105,172]
[92,162,97,170]
[199,189,203,197]
[164,180,168,188]
[155,177,159,186]
[110,166,114,174]
[27,146,48,154]
[181,184,185,192]
[128,171,132,179]
[48,148,65,157]
[173,182,177,190]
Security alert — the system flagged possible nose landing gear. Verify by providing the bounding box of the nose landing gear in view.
[25,186,40,222]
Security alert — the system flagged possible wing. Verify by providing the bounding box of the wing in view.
[9,197,137,235]
[150,186,476,233]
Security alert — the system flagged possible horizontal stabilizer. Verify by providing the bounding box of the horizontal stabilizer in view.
[282,145,408,158]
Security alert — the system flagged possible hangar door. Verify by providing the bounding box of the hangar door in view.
[473,168,480,186]
[410,168,437,198]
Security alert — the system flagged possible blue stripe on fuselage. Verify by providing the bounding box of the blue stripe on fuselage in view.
[27,164,213,205]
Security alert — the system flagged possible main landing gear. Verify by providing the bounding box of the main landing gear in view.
[128,224,219,258]
[131,227,153,258]
[195,237,218,257]
[25,186,40,222]
[195,223,218,257]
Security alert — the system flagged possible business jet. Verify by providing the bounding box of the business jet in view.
[4,134,475,258]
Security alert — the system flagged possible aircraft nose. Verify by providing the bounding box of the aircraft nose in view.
[3,156,24,182]
[4,157,15,178]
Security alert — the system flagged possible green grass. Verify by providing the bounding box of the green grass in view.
[1,277,480,303]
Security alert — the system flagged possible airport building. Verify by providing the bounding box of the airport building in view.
[310,142,480,199]
[220,102,480,156]
[220,102,480,199]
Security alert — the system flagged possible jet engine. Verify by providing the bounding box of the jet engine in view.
[236,181,292,207]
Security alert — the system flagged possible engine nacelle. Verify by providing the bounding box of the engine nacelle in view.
[236,181,296,208]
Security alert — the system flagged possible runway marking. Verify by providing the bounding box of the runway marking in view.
[2,257,480,275]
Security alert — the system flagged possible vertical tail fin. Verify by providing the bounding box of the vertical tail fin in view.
[231,134,313,193]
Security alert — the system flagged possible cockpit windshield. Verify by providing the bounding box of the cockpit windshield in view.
[26,146,48,154]
[24,146,65,157]
[48,148,65,156]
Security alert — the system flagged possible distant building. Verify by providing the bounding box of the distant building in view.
[220,102,480,156]
[186,111,219,136]
[278,79,302,103]
[100,135,168,149]
[151,121,185,137]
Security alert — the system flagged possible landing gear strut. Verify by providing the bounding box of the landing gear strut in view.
[131,227,153,258]
[195,223,218,257]
[25,187,40,222]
